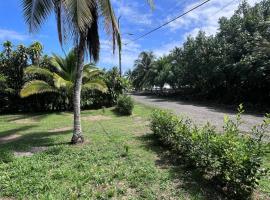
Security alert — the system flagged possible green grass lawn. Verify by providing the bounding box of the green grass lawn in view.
[0,104,269,199]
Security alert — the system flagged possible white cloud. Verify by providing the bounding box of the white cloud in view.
[98,0,263,71]
[0,29,28,41]
[167,0,262,35]
[153,40,183,57]
[112,0,153,26]
[119,4,152,25]
[98,38,142,72]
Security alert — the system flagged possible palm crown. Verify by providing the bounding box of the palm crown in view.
[20,49,107,98]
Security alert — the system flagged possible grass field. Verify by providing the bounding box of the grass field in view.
[0,104,269,199]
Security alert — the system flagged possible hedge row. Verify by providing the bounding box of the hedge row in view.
[150,106,269,198]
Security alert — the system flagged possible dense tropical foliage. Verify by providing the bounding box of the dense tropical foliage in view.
[130,1,270,109]
[0,41,127,113]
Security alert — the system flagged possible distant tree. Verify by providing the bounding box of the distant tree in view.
[130,1,270,108]
[28,42,43,65]
[132,51,156,90]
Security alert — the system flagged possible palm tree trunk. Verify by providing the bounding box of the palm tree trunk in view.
[71,36,85,144]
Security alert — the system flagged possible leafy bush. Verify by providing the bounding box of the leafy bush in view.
[150,106,269,198]
[116,95,134,115]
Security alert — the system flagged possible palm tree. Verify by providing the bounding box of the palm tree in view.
[132,51,156,90]
[20,49,108,109]
[3,41,12,58]
[21,0,153,144]
[28,42,43,65]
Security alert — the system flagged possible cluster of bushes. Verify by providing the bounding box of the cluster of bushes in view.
[150,106,269,198]
[130,1,270,108]
[116,95,134,115]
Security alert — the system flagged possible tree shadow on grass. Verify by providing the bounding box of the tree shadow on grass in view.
[5,113,50,123]
[0,126,72,162]
[137,133,226,200]
[0,125,36,137]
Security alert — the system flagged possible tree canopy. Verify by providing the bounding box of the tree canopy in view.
[130,0,270,109]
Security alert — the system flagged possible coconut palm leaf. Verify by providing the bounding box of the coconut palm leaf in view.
[83,66,103,81]
[24,66,54,78]
[82,78,108,93]
[22,0,54,32]
[20,80,57,98]
[99,0,120,54]
[53,73,73,90]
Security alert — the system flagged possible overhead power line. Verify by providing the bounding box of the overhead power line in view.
[124,0,211,45]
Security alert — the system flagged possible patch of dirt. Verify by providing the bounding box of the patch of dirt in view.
[13,118,38,124]
[30,146,49,153]
[0,134,22,144]
[14,151,33,157]
[48,127,72,133]
[14,146,49,157]
[82,115,112,122]
[133,116,150,126]
[132,129,149,136]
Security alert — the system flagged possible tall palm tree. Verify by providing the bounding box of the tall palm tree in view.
[21,0,153,144]
[20,50,107,105]
[3,41,12,58]
[132,51,156,90]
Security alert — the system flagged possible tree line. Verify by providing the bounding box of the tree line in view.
[129,1,270,109]
[0,41,128,113]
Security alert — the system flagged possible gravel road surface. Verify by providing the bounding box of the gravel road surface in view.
[131,94,267,133]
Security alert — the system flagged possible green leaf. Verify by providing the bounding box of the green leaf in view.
[20,80,57,98]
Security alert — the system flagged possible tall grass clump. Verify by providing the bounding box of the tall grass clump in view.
[150,105,269,199]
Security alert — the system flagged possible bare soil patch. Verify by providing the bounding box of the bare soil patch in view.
[48,127,72,133]
[13,118,38,124]
[14,151,33,157]
[14,146,49,157]
[0,134,22,144]
[82,115,112,122]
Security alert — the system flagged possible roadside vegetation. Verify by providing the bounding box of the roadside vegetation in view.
[0,104,269,199]
[151,105,270,199]
[0,0,269,199]
[128,1,270,110]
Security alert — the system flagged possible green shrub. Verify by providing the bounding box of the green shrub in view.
[116,95,134,115]
[150,106,269,198]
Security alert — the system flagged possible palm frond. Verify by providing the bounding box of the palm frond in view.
[63,0,95,33]
[83,67,103,80]
[99,0,120,54]
[53,73,73,90]
[54,0,63,46]
[20,80,57,98]
[24,66,54,78]
[22,0,53,32]
[147,0,155,9]
[82,79,108,93]
[86,1,100,62]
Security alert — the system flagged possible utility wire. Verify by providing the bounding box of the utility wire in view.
[196,0,238,33]
[124,0,211,45]
[212,0,238,16]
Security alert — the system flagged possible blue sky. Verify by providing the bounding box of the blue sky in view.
[0,0,261,72]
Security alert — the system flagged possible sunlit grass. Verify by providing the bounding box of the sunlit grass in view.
[0,104,269,199]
